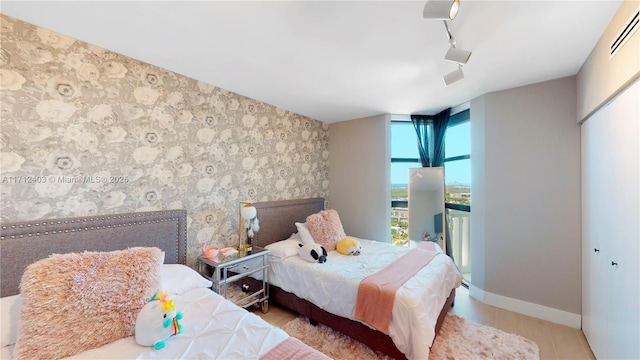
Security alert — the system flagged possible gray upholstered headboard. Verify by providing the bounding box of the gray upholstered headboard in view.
[0,210,187,297]
[253,198,325,248]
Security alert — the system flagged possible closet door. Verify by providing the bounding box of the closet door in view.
[581,101,610,360]
[605,80,639,360]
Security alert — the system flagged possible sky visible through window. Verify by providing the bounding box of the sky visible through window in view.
[391,122,470,186]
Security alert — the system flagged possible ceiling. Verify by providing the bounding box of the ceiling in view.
[1,1,622,123]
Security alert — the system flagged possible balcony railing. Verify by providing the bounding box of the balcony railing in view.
[446,206,470,284]
[391,203,471,285]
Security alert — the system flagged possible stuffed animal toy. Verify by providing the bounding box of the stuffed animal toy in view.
[336,237,362,256]
[298,242,327,263]
[135,291,183,350]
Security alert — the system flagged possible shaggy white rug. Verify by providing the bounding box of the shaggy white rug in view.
[281,313,540,360]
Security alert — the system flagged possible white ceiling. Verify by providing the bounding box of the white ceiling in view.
[1,1,622,123]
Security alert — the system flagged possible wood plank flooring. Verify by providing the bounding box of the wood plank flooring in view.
[251,286,595,359]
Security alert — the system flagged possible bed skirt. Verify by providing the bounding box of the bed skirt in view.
[243,278,455,360]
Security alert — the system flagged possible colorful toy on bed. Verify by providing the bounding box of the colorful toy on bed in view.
[135,291,183,350]
[298,242,328,263]
[336,237,362,256]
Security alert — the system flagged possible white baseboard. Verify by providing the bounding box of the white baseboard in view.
[468,284,582,329]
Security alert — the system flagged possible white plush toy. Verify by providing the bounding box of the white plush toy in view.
[135,292,183,350]
[298,242,328,263]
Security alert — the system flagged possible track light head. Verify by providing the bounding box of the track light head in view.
[443,66,464,86]
[445,46,472,65]
[423,0,460,20]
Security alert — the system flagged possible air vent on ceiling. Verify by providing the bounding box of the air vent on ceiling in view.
[610,7,639,59]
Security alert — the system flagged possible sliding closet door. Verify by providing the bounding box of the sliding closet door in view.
[605,79,639,360]
[582,79,640,360]
[581,99,610,359]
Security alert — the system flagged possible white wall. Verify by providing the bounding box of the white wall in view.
[328,115,391,241]
[577,0,639,122]
[470,76,583,325]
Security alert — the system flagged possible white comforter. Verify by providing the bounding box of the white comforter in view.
[1,288,288,360]
[269,238,462,360]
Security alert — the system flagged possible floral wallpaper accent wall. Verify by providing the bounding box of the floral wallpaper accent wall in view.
[0,15,330,265]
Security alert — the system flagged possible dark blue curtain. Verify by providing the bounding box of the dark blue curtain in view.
[410,108,453,259]
[411,114,432,167]
[411,108,451,167]
[430,108,451,167]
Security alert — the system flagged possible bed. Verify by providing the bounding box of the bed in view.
[0,210,329,360]
[245,197,462,360]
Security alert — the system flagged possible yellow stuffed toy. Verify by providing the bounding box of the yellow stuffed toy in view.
[336,238,362,255]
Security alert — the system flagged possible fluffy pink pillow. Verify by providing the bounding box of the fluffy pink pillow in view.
[306,209,346,251]
[14,247,163,360]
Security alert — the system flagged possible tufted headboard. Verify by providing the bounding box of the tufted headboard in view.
[0,210,187,297]
[252,198,325,248]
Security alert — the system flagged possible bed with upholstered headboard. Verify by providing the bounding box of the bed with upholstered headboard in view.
[0,210,188,298]
[0,210,329,360]
[252,198,326,249]
[248,197,459,360]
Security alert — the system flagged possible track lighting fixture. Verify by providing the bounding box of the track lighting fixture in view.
[443,65,464,86]
[423,0,460,20]
[444,44,472,65]
[423,1,471,85]
[442,20,471,64]
[441,19,471,85]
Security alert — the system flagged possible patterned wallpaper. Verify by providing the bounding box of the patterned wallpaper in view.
[0,15,330,265]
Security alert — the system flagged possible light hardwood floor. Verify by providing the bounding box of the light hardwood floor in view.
[251,286,595,359]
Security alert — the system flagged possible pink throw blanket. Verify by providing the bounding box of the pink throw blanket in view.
[260,337,331,360]
[354,247,438,333]
[417,241,437,251]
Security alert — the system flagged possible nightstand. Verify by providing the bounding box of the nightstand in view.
[197,247,270,313]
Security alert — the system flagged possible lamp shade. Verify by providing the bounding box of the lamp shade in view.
[445,46,472,65]
[423,0,460,20]
[443,66,464,86]
[240,204,257,220]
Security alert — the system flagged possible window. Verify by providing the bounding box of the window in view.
[390,110,471,248]
[390,121,420,245]
[444,110,470,207]
[443,109,471,285]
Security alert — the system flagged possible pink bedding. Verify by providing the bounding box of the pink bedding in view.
[354,247,438,333]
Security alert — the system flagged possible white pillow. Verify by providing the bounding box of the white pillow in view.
[295,222,315,244]
[160,264,212,295]
[265,237,302,262]
[1,295,22,347]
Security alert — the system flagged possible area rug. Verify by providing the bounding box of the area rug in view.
[281,313,539,360]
